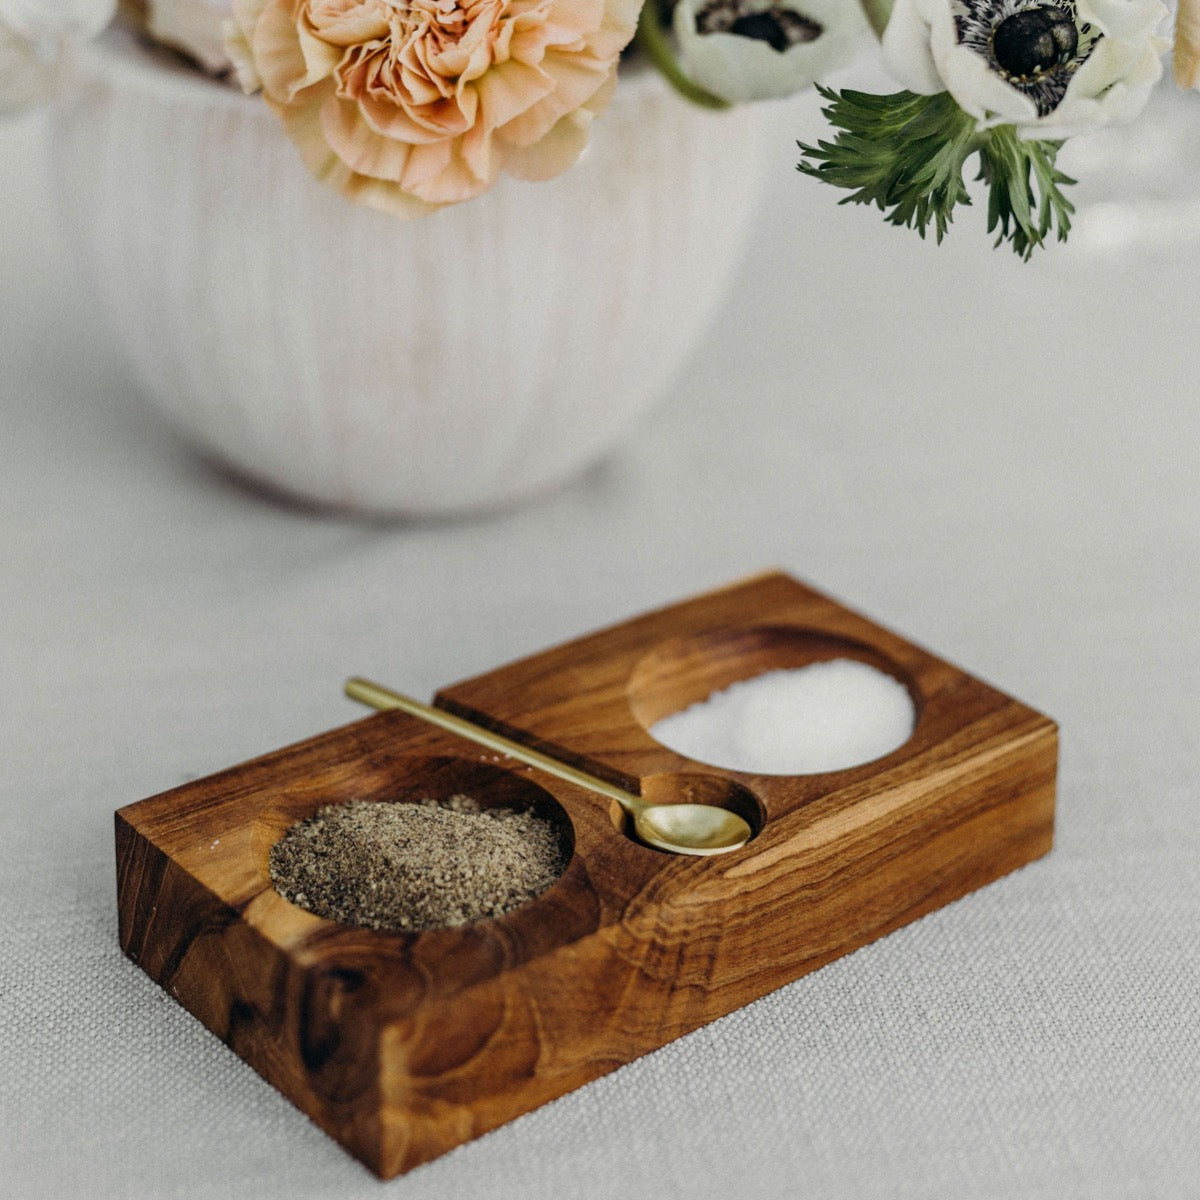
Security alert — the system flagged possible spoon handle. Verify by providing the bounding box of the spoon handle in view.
[344,677,644,813]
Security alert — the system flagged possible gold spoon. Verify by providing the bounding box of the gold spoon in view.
[344,677,752,857]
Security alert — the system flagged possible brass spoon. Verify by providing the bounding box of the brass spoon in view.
[344,677,752,857]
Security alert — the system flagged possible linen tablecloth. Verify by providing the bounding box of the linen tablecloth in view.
[4,79,1198,1199]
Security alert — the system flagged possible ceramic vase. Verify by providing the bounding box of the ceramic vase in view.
[50,29,765,515]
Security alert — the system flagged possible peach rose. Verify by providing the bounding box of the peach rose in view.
[227,0,642,215]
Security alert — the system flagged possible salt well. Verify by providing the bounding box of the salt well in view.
[649,659,916,774]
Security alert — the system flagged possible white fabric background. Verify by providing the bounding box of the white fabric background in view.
[4,67,1199,1199]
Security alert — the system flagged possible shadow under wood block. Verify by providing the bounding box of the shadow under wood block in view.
[115,571,1058,1177]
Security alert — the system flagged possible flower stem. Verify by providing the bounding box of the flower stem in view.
[635,2,730,111]
[858,0,894,39]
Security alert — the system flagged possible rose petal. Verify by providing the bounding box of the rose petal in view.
[304,0,390,47]
[252,0,341,103]
[497,48,606,145]
[360,88,473,140]
[502,102,592,179]
[402,134,494,203]
[475,58,555,130]
[320,91,415,179]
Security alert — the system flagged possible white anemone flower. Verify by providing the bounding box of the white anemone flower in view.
[673,0,868,102]
[146,0,234,74]
[0,0,115,111]
[882,0,1169,138]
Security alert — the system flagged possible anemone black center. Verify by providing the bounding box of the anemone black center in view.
[697,2,822,51]
[991,6,1078,79]
[730,12,789,50]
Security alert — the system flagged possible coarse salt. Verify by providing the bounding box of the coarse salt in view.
[649,659,915,775]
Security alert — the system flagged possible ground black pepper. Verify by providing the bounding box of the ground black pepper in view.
[269,795,569,931]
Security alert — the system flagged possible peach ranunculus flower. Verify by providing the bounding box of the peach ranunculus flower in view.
[226,0,642,216]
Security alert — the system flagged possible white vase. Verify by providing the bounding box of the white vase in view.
[49,29,765,516]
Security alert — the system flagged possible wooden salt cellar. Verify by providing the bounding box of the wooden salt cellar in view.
[115,571,1057,1178]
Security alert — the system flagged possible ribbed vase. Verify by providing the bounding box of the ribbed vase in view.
[50,31,765,515]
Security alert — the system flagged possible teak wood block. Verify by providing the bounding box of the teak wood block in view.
[115,571,1057,1178]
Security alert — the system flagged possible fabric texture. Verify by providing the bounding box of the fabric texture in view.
[3,75,1199,1200]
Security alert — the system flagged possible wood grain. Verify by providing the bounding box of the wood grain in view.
[115,571,1057,1177]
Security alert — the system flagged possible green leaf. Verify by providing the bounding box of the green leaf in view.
[976,125,1075,259]
[797,88,1076,259]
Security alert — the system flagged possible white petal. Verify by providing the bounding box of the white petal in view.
[940,42,1039,124]
[881,0,943,93]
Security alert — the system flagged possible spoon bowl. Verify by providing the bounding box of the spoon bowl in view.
[633,803,751,855]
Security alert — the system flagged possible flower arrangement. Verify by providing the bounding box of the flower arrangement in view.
[6,0,1197,255]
